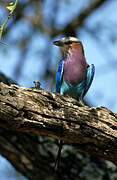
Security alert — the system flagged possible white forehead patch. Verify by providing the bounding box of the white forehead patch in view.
[61,37,80,43]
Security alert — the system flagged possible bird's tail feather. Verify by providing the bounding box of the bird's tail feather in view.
[54,140,63,171]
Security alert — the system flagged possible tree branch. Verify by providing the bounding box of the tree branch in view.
[50,0,107,37]
[0,82,117,166]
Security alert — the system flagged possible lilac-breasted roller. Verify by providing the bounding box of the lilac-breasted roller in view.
[53,37,95,170]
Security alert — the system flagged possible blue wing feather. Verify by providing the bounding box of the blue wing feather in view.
[55,59,64,93]
[83,64,95,97]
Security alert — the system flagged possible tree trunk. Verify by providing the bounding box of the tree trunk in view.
[0,82,117,168]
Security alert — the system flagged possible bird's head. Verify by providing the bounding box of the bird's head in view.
[53,37,84,58]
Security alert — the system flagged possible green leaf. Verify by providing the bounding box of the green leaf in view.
[6,2,16,13]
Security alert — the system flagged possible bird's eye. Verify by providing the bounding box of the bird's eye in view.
[64,41,72,45]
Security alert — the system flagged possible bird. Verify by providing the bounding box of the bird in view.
[53,36,95,171]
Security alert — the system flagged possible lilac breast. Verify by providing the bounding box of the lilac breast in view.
[63,52,87,84]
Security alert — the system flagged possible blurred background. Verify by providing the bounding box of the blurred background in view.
[0,0,117,179]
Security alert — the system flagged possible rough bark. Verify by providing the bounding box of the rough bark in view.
[0,82,117,167]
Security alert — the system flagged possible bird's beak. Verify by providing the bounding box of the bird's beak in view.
[52,40,63,46]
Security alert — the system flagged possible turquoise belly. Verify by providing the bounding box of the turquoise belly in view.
[60,78,86,100]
